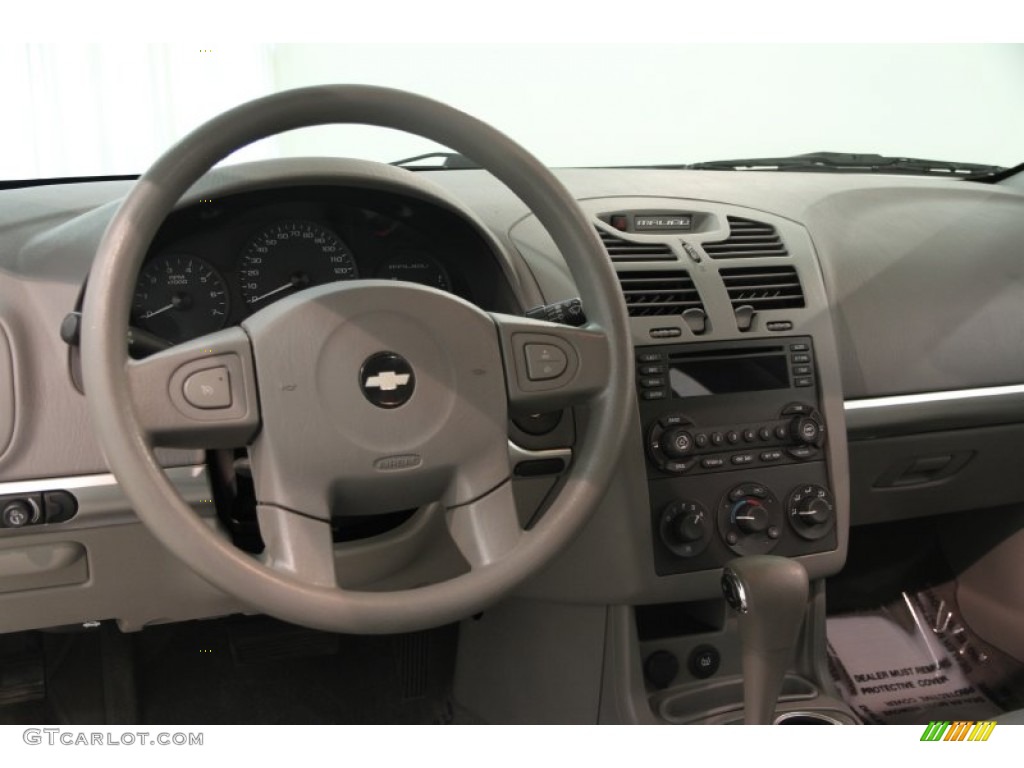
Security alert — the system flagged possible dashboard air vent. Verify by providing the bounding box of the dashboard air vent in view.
[702,217,788,259]
[616,270,704,317]
[721,266,805,310]
[597,227,675,261]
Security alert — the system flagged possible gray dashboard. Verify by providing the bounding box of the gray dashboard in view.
[1,159,1023,630]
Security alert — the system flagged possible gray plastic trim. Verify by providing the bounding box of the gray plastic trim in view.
[845,384,1024,410]
[0,465,213,534]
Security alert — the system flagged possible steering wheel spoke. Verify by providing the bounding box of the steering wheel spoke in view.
[492,313,612,413]
[446,480,524,569]
[257,505,337,588]
[125,326,261,448]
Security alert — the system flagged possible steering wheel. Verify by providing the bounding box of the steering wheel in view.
[81,86,631,634]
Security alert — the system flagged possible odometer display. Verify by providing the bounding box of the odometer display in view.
[132,254,229,342]
[239,221,358,308]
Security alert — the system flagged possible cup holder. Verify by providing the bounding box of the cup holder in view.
[775,711,843,725]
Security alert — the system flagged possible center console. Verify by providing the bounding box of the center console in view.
[637,337,838,576]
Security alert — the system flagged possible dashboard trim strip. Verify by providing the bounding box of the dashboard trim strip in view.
[844,384,1024,410]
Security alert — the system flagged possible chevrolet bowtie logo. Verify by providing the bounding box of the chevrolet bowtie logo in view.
[364,371,411,391]
[360,352,416,409]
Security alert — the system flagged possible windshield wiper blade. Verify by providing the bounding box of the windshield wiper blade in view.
[390,152,479,170]
[684,151,1004,178]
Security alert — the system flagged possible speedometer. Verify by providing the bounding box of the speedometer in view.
[238,221,358,309]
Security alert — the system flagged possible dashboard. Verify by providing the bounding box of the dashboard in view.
[2,158,1024,633]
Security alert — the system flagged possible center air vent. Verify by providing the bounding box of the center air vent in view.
[598,227,675,262]
[616,270,704,317]
[721,266,805,310]
[702,217,788,259]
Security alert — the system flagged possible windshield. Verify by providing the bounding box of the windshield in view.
[3,43,1022,180]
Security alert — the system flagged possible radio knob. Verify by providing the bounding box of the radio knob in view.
[732,500,769,535]
[789,415,822,445]
[661,427,695,459]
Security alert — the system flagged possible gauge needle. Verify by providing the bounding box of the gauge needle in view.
[250,283,295,303]
[142,303,175,319]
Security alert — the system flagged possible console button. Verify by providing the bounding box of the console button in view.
[792,353,811,364]
[637,351,664,363]
[701,457,724,469]
[525,344,568,381]
[642,390,666,401]
[760,450,782,462]
[781,402,814,416]
[640,377,666,388]
[639,364,667,376]
[726,431,740,444]
[743,429,756,442]
[790,343,810,352]
[711,432,724,446]
[793,365,811,376]
[794,377,813,388]
[775,426,788,440]
[688,645,721,680]
[660,414,688,428]
[731,453,754,465]
[183,366,232,409]
[758,427,772,441]
[694,433,709,449]
[664,459,696,474]
[790,416,822,444]
[788,446,819,460]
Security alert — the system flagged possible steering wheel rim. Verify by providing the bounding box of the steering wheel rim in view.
[81,85,632,634]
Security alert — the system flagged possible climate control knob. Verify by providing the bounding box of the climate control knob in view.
[786,484,836,540]
[732,500,770,535]
[658,500,712,558]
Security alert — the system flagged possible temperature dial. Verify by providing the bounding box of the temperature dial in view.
[658,500,712,558]
[718,483,783,556]
[786,484,836,540]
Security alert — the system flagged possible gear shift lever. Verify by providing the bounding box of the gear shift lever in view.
[721,555,809,724]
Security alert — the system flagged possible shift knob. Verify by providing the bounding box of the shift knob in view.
[722,555,809,724]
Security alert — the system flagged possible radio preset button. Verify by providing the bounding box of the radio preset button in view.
[694,433,709,448]
[726,431,740,444]
[758,427,772,441]
[774,426,788,440]
[711,432,724,446]
[639,364,667,376]
[743,429,756,442]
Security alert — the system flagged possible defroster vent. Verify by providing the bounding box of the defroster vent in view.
[617,270,704,317]
[721,266,805,310]
[598,227,675,261]
[702,217,788,259]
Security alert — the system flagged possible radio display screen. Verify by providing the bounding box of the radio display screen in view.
[668,355,790,397]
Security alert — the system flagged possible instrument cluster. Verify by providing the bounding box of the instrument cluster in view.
[131,187,479,344]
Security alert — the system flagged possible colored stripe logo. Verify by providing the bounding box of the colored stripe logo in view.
[920,721,996,741]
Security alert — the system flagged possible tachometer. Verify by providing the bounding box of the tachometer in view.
[239,220,358,309]
[132,254,229,342]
